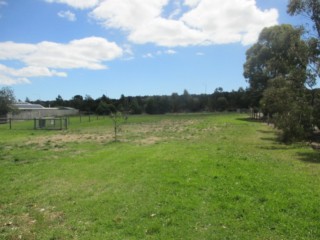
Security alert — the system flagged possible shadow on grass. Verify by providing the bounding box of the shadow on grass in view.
[259,131,283,145]
[259,145,291,150]
[236,117,263,123]
[257,129,275,134]
[238,116,320,163]
[297,151,320,164]
[260,137,278,142]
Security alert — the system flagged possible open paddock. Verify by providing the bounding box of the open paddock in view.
[0,113,319,239]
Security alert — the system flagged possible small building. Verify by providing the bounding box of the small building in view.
[8,103,79,119]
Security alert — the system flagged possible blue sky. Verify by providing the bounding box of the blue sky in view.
[0,0,309,101]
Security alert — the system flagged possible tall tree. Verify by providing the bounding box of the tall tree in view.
[244,24,313,141]
[244,25,309,101]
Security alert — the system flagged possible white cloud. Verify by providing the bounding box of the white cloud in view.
[181,0,278,45]
[89,0,278,47]
[58,10,76,21]
[45,0,99,9]
[0,74,31,86]
[91,0,169,31]
[0,42,36,60]
[0,64,66,85]
[0,64,67,78]
[128,17,206,47]
[0,37,123,85]
[196,52,204,56]
[0,37,123,70]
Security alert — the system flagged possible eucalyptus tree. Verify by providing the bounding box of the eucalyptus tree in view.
[244,24,314,141]
[287,1,320,135]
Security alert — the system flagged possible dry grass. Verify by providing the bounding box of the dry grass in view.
[25,118,212,147]
[1,204,65,240]
[26,133,113,146]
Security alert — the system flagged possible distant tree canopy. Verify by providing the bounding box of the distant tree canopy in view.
[29,88,251,116]
[0,87,16,116]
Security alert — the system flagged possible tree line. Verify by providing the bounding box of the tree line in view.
[27,88,252,115]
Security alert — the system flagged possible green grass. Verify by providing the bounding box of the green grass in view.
[1,113,320,239]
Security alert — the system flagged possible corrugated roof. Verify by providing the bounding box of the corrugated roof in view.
[14,103,45,109]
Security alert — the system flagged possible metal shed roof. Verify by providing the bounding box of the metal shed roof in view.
[14,103,45,110]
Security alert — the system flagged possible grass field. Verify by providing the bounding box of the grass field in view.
[1,113,320,239]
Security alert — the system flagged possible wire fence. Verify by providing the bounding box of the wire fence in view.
[34,118,68,130]
[0,114,110,130]
[0,118,34,130]
[73,114,108,123]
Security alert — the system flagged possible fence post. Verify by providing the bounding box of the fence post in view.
[65,118,68,130]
